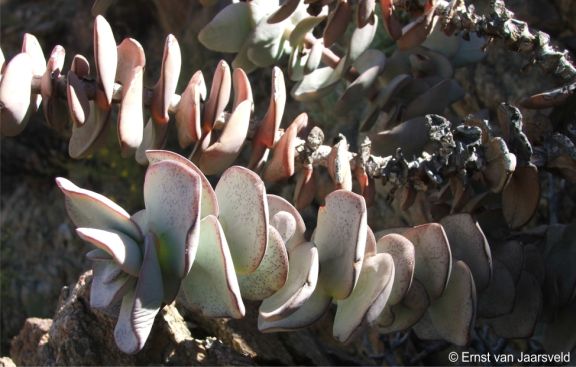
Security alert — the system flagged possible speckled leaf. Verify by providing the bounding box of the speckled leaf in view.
[181,215,245,318]
[146,150,219,218]
[428,261,476,346]
[114,233,164,354]
[259,241,318,321]
[377,233,415,305]
[175,71,206,148]
[378,279,430,333]
[485,271,542,338]
[215,166,269,274]
[402,223,452,300]
[334,253,395,343]
[55,177,142,241]
[313,190,367,300]
[268,194,306,252]
[502,164,540,229]
[151,34,181,125]
[0,53,33,137]
[77,228,142,276]
[258,287,331,332]
[327,138,352,191]
[199,99,251,175]
[144,160,201,282]
[94,15,117,107]
[477,260,516,318]
[440,213,492,291]
[238,226,289,300]
[198,2,251,53]
[263,112,308,182]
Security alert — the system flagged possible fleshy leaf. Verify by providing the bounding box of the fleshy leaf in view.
[181,215,245,318]
[323,0,352,47]
[175,71,206,148]
[376,233,415,305]
[91,261,135,309]
[400,223,452,300]
[258,287,331,332]
[67,70,91,126]
[145,150,219,218]
[56,177,142,241]
[215,166,269,274]
[69,101,111,159]
[439,213,492,291]
[267,194,306,252]
[114,233,164,354]
[483,137,517,193]
[378,279,430,333]
[77,228,142,276]
[203,60,231,132]
[259,241,318,321]
[116,38,145,156]
[502,164,540,229]
[268,0,301,24]
[198,2,252,53]
[348,16,378,62]
[333,253,395,343]
[428,261,476,346]
[313,190,367,300]
[135,118,169,165]
[94,15,117,108]
[238,226,289,300]
[199,99,251,175]
[0,53,33,137]
[144,160,201,283]
[151,34,181,125]
[477,260,516,318]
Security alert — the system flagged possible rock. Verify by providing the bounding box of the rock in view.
[10,318,52,365]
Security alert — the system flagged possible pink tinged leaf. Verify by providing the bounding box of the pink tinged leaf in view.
[76,228,143,276]
[484,271,542,338]
[365,226,377,257]
[145,150,219,218]
[135,118,169,165]
[440,213,492,291]
[378,279,430,333]
[397,5,438,50]
[238,226,289,300]
[0,53,33,137]
[333,253,395,343]
[379,0,402,40]
[270,211,297,245]
[232,66,253,110]
[116,38,145,156]
[198,99,252,175]
[67,71,91,126]
[151,34,181,125]
[376,233,416,305]
[94,15,117,108]
[215,166,269,274]
[175,71,206,148]
[502,163,540,229]
[258,287,331,332]
[294,164,316,209]
[259,242,319,321]
[68,101,111,159]
[114,232,164,354]
[323,0,353,47]
[401,223,452,300]
[71,54,90,77]
[91,260,135,309]
[357,0,376,28]
[203,60,231,133]
[55,177,143,241]
[427,260,477,346]
[313,190,367,300]
[40,45,65,100]
[263,112,308,182]
[268,0,301,24]
[144,160,201,279]
[21,33,45,111]
[181,215,245,318]
[267,194,306,252]
[327,138,353,191]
